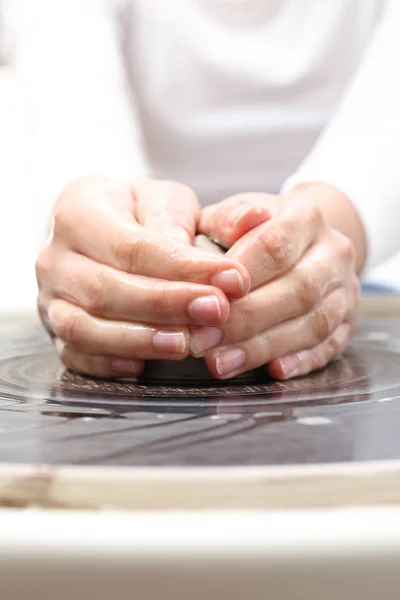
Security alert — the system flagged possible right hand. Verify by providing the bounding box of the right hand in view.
[36,177,251,378]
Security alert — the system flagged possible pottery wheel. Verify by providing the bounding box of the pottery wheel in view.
[0,316,400,466]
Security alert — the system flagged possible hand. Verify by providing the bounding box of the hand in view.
[36,177,250,378]
[198,191,360,380]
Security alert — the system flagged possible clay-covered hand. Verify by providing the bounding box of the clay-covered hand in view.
[197,192,360,380]
[36,177,250,378]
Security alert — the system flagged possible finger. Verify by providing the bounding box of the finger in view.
[52,188,250,299]
[204,287,353,379]
[39,250,231,326]
[200,193,272,248]
[228,205,271,245]
[226,203,326,290]
[206,242,357,347]
[54,177,136,215]
[134,180,200,244]
[194,235,225,254]
[54,338,145,379]
[267,322,353,380]
[48,299,191,360]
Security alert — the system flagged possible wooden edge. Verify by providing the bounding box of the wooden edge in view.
[1,460,400,510]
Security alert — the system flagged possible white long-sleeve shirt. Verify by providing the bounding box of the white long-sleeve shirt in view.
[4,0,400,269]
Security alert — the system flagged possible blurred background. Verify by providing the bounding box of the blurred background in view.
[0,57,37,313]
[0,3,399,316]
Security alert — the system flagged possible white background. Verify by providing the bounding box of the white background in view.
[0,66,37,313]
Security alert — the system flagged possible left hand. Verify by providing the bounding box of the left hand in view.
[197,192,360,380]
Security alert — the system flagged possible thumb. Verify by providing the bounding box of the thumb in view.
[200,193,271,248]
[133,181,201,244]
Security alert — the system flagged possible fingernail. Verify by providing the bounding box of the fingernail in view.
[212,269,247,296]
[153,331,187,354]
[215,347,246,377]
[190,327,222,356]
[279,355,299,378]
[111,358,142,376]
[187,295,221,324]
[159,223,190,244]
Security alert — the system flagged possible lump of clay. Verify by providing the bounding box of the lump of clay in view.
[139,357,267,386]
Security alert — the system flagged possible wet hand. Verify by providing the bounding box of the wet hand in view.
[197,193,359,380]
[36,178,250,378]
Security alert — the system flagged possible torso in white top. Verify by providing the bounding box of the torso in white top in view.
[126,0,381,202]
[5,0,400,267]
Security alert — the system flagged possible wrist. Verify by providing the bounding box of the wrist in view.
[287,181,367,273]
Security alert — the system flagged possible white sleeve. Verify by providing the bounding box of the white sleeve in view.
[4,0,149,241]
[281,0,400,271]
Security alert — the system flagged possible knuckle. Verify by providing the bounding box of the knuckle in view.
[308,349,323,373]
[114,236,146,273]
[63,349,94,377]
[35,248,52,284]
[314,304,336,342]
[236,303,253,334]
[84,355,112,378]
[260,225,294,270]
[305,204,324,232]
[149,284,175,317]
[52,206,78,239]
[296,270,321,312]
[338,234,356,265]
[116,327,137,357]
[225,301,252,340]
[61,346,108,378]
[84,272,106,313]
[91,355,110,374]
[59,310,83,350]
[325,334,341,361]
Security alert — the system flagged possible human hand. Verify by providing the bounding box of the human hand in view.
[36,177,250,378]
[198,191,359,380]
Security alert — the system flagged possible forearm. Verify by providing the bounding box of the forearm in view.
[282,0,400,271]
